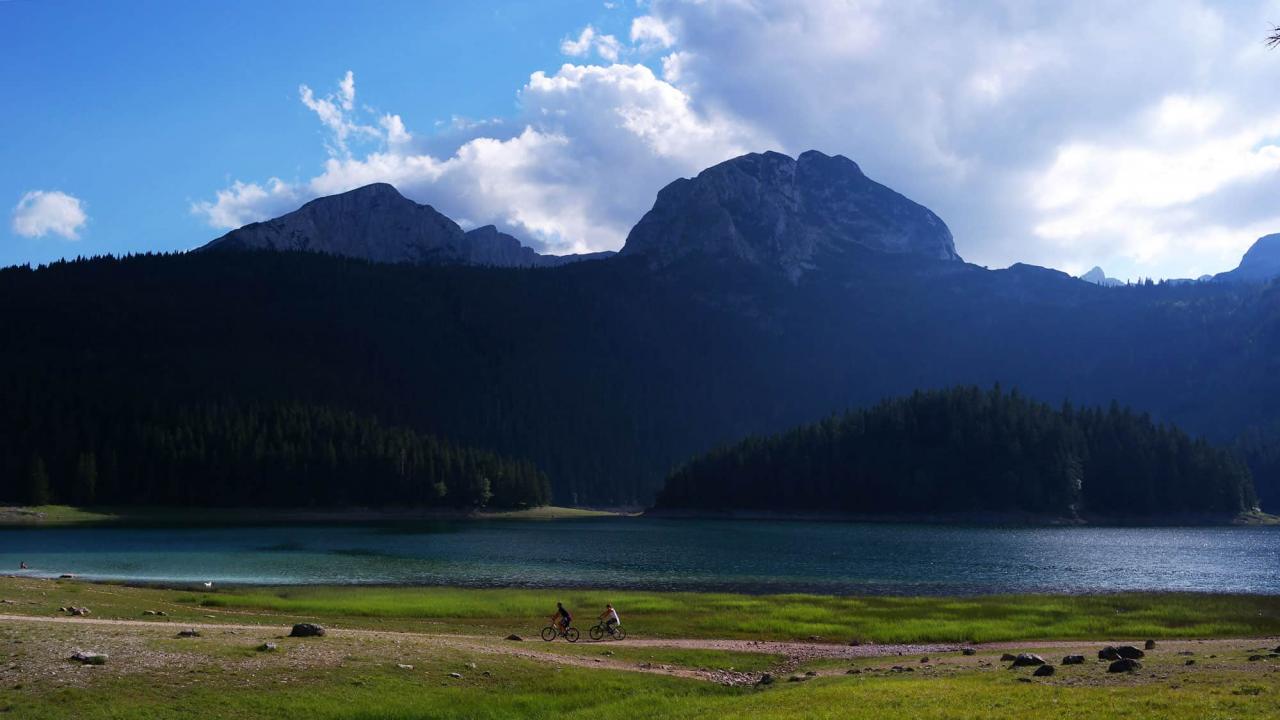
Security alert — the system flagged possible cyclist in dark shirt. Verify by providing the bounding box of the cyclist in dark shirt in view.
[549,602,572,634]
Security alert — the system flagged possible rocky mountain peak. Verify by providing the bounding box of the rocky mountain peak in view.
[619,149,959,280]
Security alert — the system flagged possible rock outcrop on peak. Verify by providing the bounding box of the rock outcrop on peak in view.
[620,150,959,280]
[1080,266,1125,287]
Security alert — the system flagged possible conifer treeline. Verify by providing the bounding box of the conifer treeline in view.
[655,386,1258,516]
[0,396,551,509]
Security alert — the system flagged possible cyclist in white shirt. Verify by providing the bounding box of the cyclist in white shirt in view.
[598,603,621,635]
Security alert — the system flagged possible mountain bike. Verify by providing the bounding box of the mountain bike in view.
[588,622,626,641]
[541,624,580,642]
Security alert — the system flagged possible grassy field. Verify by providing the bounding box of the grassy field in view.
[2,578,1280,643]
[1,578,1279,718]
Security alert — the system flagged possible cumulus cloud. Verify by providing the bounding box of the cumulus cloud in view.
[193,65,769,254]
[632,0,1280,279]
[11,190,88,240]
[561,25,622,63]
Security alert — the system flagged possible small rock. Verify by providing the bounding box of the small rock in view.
[601,650,614,656]
[845,668,861,674]
[1144,639,1156,650]
[804,670,818,677]
[143,610,158,616]
[1033,665,1055,677]
[257,643,278,652]
[1062,655,1085,665]
[1108,658,1142,673]
[961,648,976,656]
[59,574,76,579]
[482,670,491,677]
[1247,655,1267,662]
[848,640,861,646]
[1011,653,1047,667]
[808,635,822,641]
[448,672,462,679]
[505,634,523,641]
[920,657,929,663]
[1184,659,1195,666]
[466,662,477,670]
[69,607,90,616]
[69,651,107,665]
[396,664,414,670]
[176,629,201,638]
[756,673,775,686]
[1017,677,1033,683]
[787,675,807,682]
[1177,651,1195,656]
[289,623,325,638]
[1000,653,1017,662]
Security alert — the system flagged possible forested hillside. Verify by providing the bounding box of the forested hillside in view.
[1,249,1278,508]
[0,393,551,509]
[654,387,1258,517]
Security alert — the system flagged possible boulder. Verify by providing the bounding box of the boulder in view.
[1032,665,1055,677]
[69,651,107,665]
[756,673,775,686]
[1144,639,1156,650]
[69,607,90,616]
[448,672,462,679]
[1061,655,1085,665]
[1099,645,1144,661]
[176,629,201,638]
[961,648,976,656]
[505,634,523,642]
[289,623,326,638]
[1010,653,1047,667]
[1000,653,1017,662]
[1108,659,1142,673]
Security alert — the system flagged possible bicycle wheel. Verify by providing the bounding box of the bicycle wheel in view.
[589,624,605,641]
[613,626,626,641]
[565,627,580,643]
[540,626,557,642]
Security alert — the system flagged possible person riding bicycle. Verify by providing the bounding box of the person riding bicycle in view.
[550,602,572,635]
[598,603,621,635]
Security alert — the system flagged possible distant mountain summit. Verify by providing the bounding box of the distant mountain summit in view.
[1216,234,1280,283]
[201,183,611,268]
[620,150,960,280]
[1080,266,1124,287]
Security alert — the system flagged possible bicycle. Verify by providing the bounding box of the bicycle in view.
[541,624,580,642]
[588,622,626,641]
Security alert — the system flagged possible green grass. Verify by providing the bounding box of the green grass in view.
[184,585,1280,643]
[4,579,1279,644]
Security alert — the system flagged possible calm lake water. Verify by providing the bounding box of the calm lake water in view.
[2,519,1278,595]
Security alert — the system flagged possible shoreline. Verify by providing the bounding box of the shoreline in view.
[0,504,629,528]
[643,508,1280,526]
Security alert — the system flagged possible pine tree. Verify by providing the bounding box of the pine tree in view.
[26,455,52,506]
[73,452,98,506]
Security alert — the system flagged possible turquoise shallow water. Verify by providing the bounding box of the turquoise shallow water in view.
[1,519,1278,594]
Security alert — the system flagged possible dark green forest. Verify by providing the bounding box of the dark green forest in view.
[0,395,550,509]
[655,387,1258,517]
[1,250,1278,510]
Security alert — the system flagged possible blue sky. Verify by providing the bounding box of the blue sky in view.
[6,1,1280,280]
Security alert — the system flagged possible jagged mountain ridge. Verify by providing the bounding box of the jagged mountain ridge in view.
[201,183,612,268]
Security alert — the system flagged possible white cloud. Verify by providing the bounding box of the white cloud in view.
[561,25,623,63]
[299,70,379,157]
[630,15,675,50]
[631,0,1280,279]
[193,65,769,254]
[11,190,88,240]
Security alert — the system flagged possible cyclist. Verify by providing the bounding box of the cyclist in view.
[598,603,621,636]
[550,602,572,635]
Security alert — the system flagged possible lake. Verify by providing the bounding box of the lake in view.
[2,518,1278,595]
